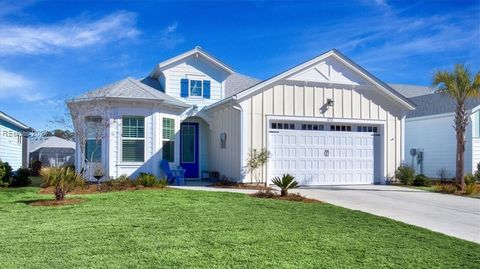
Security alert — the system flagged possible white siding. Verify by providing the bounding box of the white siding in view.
[160,54,230,107]
[238,81,405,183]
[405,113,477,178]
[208,105,242,180]
[0,121,23,170]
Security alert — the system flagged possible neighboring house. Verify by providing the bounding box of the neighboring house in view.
[0,111,32,170]
[68,47,415,185]
[29,136,76,167]
[388,84,435,98]
[405,92,480,178]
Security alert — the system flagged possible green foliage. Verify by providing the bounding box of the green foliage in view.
[29,160,42,176]
[0,165,5,183]
[40,167,85,200]
[395,165,415,185]
[101,175,134,191]
[474,163,480,182]
[271,174,299,196]
[413,174,431,187]
[10,168,31,187]
[0,161,13,183]
[245,148,271,184]
[435,183,457,194]
[465,182,478,195]
[135,173,167,188]
[464,174,476,185]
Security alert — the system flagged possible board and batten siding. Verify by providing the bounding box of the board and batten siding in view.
[0,120,24,170]
[160,55,230,107]
[208,105,242,180]
[238,81,405,183]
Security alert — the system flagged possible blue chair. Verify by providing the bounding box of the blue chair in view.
[160,160,185,185]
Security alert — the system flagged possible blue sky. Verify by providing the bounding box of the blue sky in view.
[0,0,479,130]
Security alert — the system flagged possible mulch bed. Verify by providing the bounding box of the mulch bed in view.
[250,190,321,203]
[38,184,168,195]
[26,198,87,207]
[211,182,274,191]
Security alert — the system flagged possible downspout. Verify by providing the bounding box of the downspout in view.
[232,98,243,183]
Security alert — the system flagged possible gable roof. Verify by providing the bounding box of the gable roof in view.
[150,46,235,78]
[388,84,435,98]
[207,49,415,111]
[225,73,261,97]
[29,136,75,153]
[407,92,480,118]
[0,111,32,131]
[70,77,190,108]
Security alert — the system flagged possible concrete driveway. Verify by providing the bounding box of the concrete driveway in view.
[294,185,480,244]
[175,185,480,244]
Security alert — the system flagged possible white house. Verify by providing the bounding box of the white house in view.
[0,111,32,170]
[68,47,415,185]
[405,92,480,178]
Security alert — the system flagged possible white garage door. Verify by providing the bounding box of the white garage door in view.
[269,129,375,185]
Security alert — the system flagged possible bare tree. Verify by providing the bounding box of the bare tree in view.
[66,99,111,179]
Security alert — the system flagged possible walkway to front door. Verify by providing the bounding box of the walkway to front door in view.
[180,122,199,178]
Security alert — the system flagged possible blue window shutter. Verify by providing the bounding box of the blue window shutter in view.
[180,79,189,97]
[203,80,211,99]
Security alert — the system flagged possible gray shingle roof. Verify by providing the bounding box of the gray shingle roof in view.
[29,136,75,153]
[225,73,261,97]
[407,92,480,118]
[388,84,434,98]
[71,77,189,108]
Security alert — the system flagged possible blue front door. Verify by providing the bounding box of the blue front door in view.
[180,122,199,178]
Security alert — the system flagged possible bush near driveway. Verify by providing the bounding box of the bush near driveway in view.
[395,165,415,185]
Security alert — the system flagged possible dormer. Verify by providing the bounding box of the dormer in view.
[149,46,234,106]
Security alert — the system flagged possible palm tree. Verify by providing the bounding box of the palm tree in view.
[433,64,480,191]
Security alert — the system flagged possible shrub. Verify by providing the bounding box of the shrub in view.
[0,165,5,183]
[10,168,31,187]
[100,175,135,191]
[465,174,476,185]
[245,148,271,185]
[0,161,13,183]
[473,164,480,182]
[435,182,457,194]
[40,167,85,200]
[395,165,415,185]
[135,173,167,188]
[30,160,42,176]
[271,174,299,196]
[413,174,431,187]
[251,190,278,199]
[465,182,478,195]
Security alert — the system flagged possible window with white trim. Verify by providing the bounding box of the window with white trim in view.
[122,116,145,162]
[85,116,102,162]
[190,80,203,97]
[162,118,175,162]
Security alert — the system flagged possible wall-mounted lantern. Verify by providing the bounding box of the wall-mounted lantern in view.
[220,132,227,149]
[326,98,334,107]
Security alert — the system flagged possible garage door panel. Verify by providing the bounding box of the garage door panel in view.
[269,130,376,185]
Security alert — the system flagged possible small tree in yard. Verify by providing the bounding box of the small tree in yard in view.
[40,167,84,201]
[64,100,110,179]
[245,148,271,185]
[271,174,299,196]
[433,64,480,191]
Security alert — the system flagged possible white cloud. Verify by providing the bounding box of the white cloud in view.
[158,22,184,49]
[0,11,140,55]
[0,69,44,101]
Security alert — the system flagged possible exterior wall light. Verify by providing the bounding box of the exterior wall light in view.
[326,98,334,107]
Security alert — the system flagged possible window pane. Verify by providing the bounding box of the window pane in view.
[190,80,202,96]
[181,126,195,163]
[123,117,145,138]
[162,141,174,162]
[163,118,175,139]
[122,140,144,162]
[271,123,277,129]
[85,139,101,162]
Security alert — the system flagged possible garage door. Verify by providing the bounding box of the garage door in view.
[268,129,375,185]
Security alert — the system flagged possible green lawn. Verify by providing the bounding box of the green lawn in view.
[1,188,479,269]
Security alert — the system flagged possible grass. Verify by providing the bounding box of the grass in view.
[1,187,479,269]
